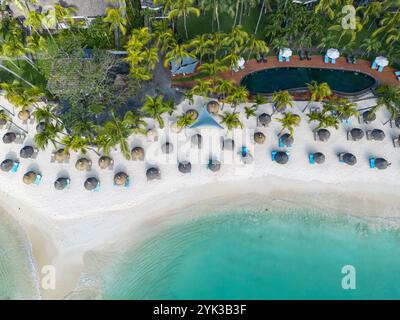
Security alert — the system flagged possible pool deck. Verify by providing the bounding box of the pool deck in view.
[172,55,400,89]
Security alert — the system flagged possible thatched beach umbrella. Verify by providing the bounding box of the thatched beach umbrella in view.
[54,149,69,162]
[280,133,294,147]
[191,134,202,148]
[114,172,129,186]
[178,161,192,174]
[254,132,266,144]
[208,159,221,172]
[18,110,30,121]
[131,147,145,161]
[161,142,173,154]
[1,159,14,172]
[207,100,220,114]
[75,158,92,171]
[343,153,357,165]
[3,132,16,144]
[371,129,385,141]
[258,113,271,127]
[84,177,99,191]
[36,122,45,133]
[314,152,325,164]
[222,138,235,151]
[20,146,34,159]
[98,155,113,169]
[186,109,199,121]
[363,110,376,123]
[54,177,69,190]
[350,128,364,140]
[317,129,331,142]
[275,151,289,164]
[146,167,161,181]
[375,158,389,170]
[147,128,158,142]
[23,171,37,185]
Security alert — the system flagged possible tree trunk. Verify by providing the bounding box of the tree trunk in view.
[254,1,265,35]
[114,26,120,49]
[232,0,240,30]
[216,4,220,31]
[184,12,188,39]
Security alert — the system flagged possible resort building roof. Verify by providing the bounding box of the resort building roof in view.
[170,57,198,76]
[189,108,224,130]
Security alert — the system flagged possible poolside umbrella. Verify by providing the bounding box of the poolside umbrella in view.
[375,56,388,67]
[54,177,69,190]
[279,48,292,58]
[191,134,202,148]
[75,158,92,171]
[207,100,220,114]
[343,153,357,166]
[161,142,173,154]
[55,149,69,162]
[3,132,16,144]
[98,156,113,169]
[208,159,221,172]
[254,132,266,144]
[317,129,331,142]
[20,146,34,158]
[1,159,14,172]
[327,48,340,60]
[371,129,385,141]
[36,122,46,133]
[186,109,199,121]
[258,113,271,126]
[84,177,99,191]
[222,138,235,151]
[23,171,36,185]
[314,152,325,164]
[350,128,364,140]
[375,158,389,170]
[363,111,376,123]
[131,147,145,161]
[114,172,128,186]
[178,161,192,174]
[146,167,161,181]
[275,151,289,164]
[18,110,30,121]
[280,133,294,147]
[147,128,158,142]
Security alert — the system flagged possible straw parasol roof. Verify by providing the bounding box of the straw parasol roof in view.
[98,155,113,169]
[18,110,30,121]
[371,129,385,141]
[275,151,289,164]
[191,134,202,148]
[207,100,220,114]
[161,142,173,154]
[363,111,376,123]
[258,113,271,126]
[222,138,235,151]
[375,158,389,170]
[147,128,158,142]
[3,132,16,144]
[131,147,145,161]
[54,177,69,190]
[114,172,129,186]
[350,128,364,140]
[317,129,331,142]
[23,171,37,185]
[36,122,46,133]
[343,153,357,165]
[84,177,99,191]
[314,152,325,164]
[146,167,161,181]
[54,149,69,162]
[1,159,14,172]
[178,161,192,174]
[208,159,221,172]
[280,133,294,147]
[254,132,266,144]
[75,158,92,171]
[186,109,199,121]
[20,146,34,159]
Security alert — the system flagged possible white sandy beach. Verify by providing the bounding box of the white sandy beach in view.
[0,93,400,299]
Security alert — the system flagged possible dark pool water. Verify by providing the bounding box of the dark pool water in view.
[240,67,376,94]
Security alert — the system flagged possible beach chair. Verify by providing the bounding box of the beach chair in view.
[395,71,400,76]
[15,133,26,144]
[378,65,384,72]
[66,178,71,190]
[241,146,248,157]
[397,76,400,81]
[34,174,42,185]
[331,58,336,64]
[338,153,345,163]
[371,61,377,70]
[342,118,352,125]
[393,138,400,148]
[124,177,130,188]
[309,153,315,165]
[324,55,329,64]
[94,182,100,192]
[306,51,312,60]
[309,106,321,114]
[369,158,376,169]
[11,161,20,173]
[366,130,373,140]
[285,56,290,62]
[278,54,283,62]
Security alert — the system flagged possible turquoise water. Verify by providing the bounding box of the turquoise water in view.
[240,67,376,94]
[97,207,400,300]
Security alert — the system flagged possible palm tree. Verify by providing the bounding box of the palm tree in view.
[219,111,243,131]
[140,95,170,129]
[34,123,63,150]
[0,80,42,111]
[190,79,213,99]
[32,104,60,124]
[302,81,332,112]
[244,105,257,119]
[327,98,359,121]
[61,135,90,154]
[272,90,293,114]
[189,34,212,64]
[254,93,267,107]
[307,110,339,130]
[245,36,269,61]
[168,0,200,39]
[198,60,227,87]
[226,86,249,110]
[215,78,235,101]
[176,112,194,128]
[277,112,301,136]
[369,85,400,123]
[103,6,127,49]
[360,38,381,57]
[164,43,194,68]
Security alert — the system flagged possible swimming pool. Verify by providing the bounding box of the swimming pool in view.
[240,67,377,95]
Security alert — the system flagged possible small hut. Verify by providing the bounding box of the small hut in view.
[258,113,271,127]
[208,159,221,172]
[161,142,173,154]
[84,177,99,191]
[178,161,192,174]
[114,172,129,186]
[23,171,37,185]
[3,132,16,144]
[131,147,145,161]
[1,159,14,172]
[146,167,161,181]
[54,177,69,190]
[191,134,202,148]
[75,158,92,171]
[207,100,220,114]
[20,146,35,159]
[317,129,331,142]
[98,156,113,169]
[222,138,235,151]
[349,128,364,141]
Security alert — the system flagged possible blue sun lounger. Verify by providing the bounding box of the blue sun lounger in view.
[241,146,248,157]
[34,174,42,185]
[324,55,329,64]
[378,65,384,72]
[94,182,100,192]
[66,178,71,190]
[271,150,290,162]
[331,58,336,64]
[278,54,283,62]
[285,56,290,62]
[395,71,400,76]
[11,161,20,173]
[369,158,376,169]
[371,61,377,69]
[309,153,315,164]
[124,177,130,188]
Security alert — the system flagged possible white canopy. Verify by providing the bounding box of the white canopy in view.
[327,48,340,59]
[279,48,292,58]
[375,56,389,67]
[237,57,245,68]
